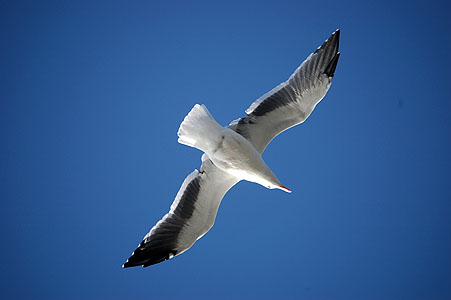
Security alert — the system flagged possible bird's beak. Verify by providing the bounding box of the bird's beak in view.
[278,185,292,193]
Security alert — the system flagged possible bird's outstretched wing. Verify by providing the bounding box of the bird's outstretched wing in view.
[229,30,340,153]
[123,158,239,268]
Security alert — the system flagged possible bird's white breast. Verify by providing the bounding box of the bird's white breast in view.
[206,128,271,183]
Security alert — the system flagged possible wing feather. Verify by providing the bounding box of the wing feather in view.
[123,159,239,268]
[229,30,340,153]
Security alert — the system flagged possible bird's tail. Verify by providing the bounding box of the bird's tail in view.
[177,104,224,153]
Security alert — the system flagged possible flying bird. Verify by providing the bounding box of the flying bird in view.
[123,30,340,268]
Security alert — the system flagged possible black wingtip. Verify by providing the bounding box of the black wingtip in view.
[333,29,340,48]
[314,29,340,55]
[328,29,340,51]
[122,258,144,269]
[324,52,340,77]
[122,259,135,268]
[122,247,179,269]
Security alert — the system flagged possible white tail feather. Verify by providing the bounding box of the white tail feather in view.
[177,104,224,153]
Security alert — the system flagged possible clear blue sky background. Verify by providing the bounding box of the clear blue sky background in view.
[1,0,450,299]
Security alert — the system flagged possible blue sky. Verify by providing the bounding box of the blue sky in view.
[1,0,450,299]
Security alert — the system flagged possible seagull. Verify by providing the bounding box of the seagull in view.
[123,30,340,268]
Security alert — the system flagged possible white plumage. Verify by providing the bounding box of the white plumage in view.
[123,29,340,268]
[179,104,289,192]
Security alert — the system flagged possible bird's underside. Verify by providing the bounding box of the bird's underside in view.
[123,29,340,268]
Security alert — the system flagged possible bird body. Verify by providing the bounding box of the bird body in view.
[178,104,288,192]
[123,29,340,268]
